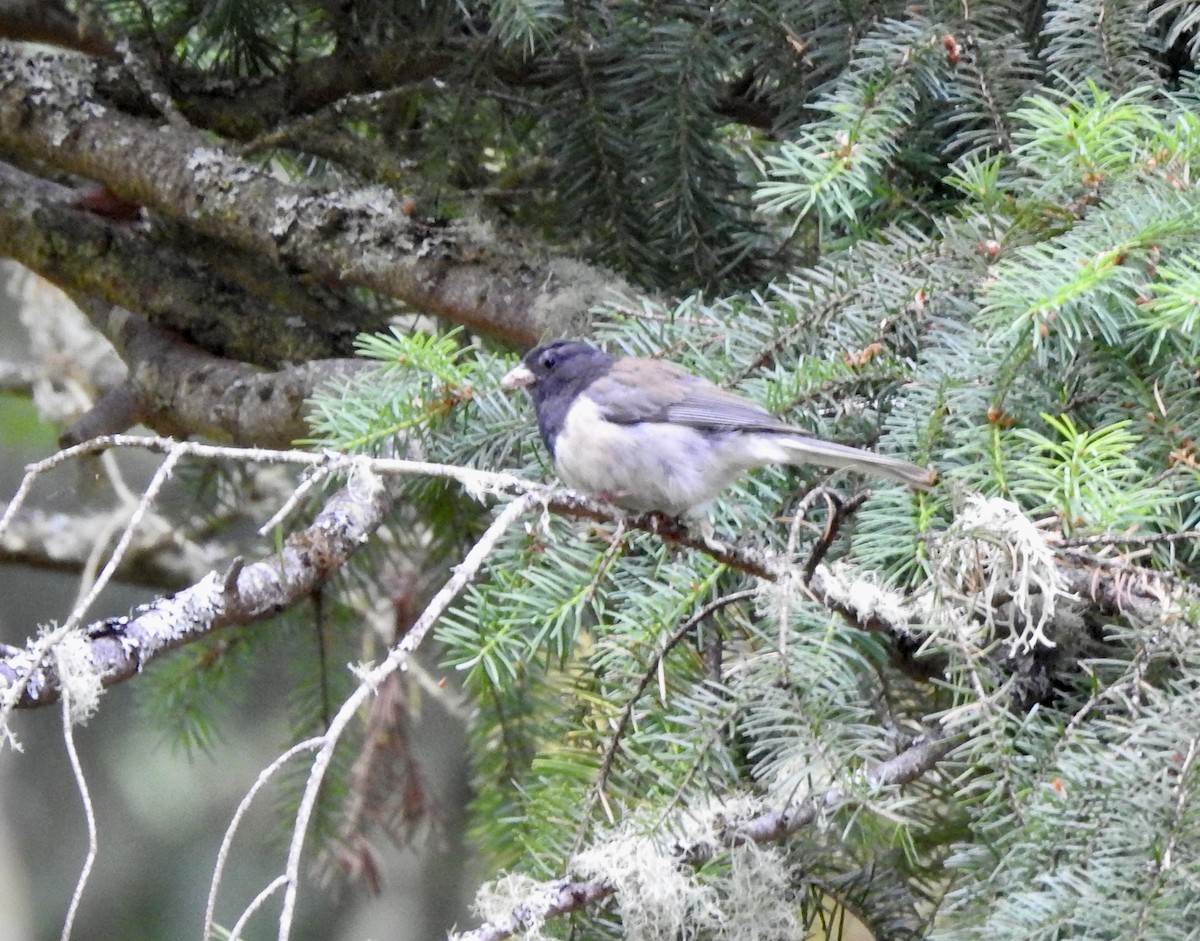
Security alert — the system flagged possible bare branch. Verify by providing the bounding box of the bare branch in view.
[275,491,543,941]
[59,381,145,442]
[0,0,114,57]
[0,503,214,589]
[544,493,785,579]
[204,738,323,941]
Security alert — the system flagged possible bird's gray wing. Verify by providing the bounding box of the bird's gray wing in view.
[585,357,794,433]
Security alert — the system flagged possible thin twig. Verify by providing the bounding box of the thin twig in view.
[58,686,98,941]
[803,491,868,583]
[572,588,759,855]
[205,738,323,941]
[228,875,289,941]
[275,492,541,941]
[1055,529,1200,549]
[781,486,837,664]
[66,448,183,629]
[257,455,348,536]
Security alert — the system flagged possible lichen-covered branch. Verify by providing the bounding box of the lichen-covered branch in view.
[0,468,392,708]
[2,433,1184,721]
[74,299,373,446]
[0,159,377,367]
[0,47,630,348]
[455,734,953,941]
[677,734,955,863]
[0,467,787,710]
[0,426,811,712]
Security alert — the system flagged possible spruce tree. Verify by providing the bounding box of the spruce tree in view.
[0,1,1199,938]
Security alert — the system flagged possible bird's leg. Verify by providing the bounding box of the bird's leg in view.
[594,518,627,548]
[637,510,728,555]
[681,512,727,555]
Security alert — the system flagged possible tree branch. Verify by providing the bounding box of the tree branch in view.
[456,734,954,941]
[0,159,373,367]
[4,436,1178,717]
[72,299,373,446]
[0,0,114,58]
[0,47,631,348]
[0,462,392,708]
[0,439,788,710]
[0,503,215,589]
[676,734,955,863]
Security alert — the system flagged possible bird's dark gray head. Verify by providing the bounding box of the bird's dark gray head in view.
[500,340,614,456]
[523,339,612,383]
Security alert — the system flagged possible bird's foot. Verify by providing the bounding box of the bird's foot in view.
[681,514,727,555]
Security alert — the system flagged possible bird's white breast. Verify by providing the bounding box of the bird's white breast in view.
[554,396,789,515]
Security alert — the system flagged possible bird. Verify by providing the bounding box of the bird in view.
[501,339,936,517]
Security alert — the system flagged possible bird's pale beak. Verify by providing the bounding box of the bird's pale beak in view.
[500,363,536,390]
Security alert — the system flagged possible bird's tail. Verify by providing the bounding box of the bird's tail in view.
[778,435,937,491]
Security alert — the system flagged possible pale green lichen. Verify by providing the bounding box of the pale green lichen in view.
[571,829,722,941]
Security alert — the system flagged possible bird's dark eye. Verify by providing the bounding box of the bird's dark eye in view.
[539,350,558,370]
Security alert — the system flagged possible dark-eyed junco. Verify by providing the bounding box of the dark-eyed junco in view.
[501,339,936,516]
